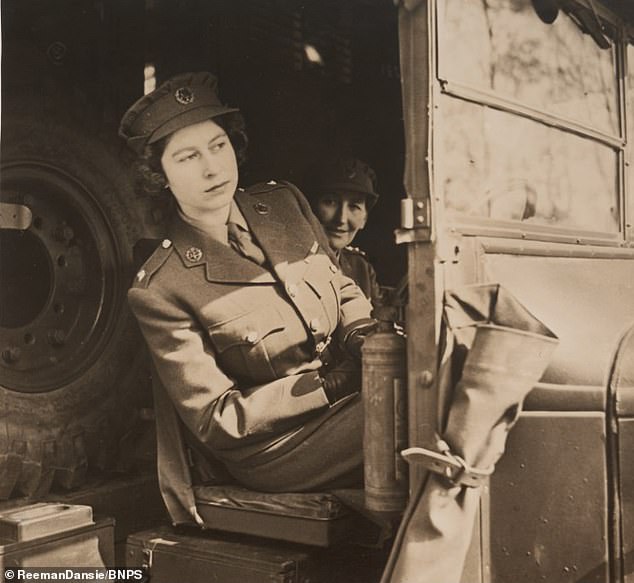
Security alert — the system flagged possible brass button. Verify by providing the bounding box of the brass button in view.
[161,239,172,249]
[310,318,320,332]
[136,269,146,282]
[245,330,259,344]
[254,202,270,215]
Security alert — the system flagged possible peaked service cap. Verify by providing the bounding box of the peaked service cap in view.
[119,72,239,154]
[307,157,380,210]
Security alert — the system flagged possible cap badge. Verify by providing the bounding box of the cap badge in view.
[185,246,203,262]
[254,202,270,215]
[174,87,195,105]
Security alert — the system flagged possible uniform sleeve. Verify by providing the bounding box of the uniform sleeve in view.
[284,181,373,328]
[366,260,384,309]
[128,286,331,452]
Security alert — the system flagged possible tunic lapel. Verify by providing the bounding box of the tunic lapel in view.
[235,188,318,283]
[168,213,275,284]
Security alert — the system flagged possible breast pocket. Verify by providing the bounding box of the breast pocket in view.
[207,307,285,384]
[302,254,340,332]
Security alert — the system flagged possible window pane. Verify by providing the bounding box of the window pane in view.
[440,97,619,233]
[438,0,619,135]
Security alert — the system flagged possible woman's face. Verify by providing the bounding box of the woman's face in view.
[161,119,238,220]
[315,192,368,251]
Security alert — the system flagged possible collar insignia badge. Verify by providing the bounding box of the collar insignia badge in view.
[185,246,203,262]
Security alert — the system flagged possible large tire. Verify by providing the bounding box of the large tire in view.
[0,100,152,498]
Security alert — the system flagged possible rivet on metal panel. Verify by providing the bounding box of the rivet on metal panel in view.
[413,197,430,228]
[419,370,434,387]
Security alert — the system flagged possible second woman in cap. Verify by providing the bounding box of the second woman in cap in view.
[304,157,383,309]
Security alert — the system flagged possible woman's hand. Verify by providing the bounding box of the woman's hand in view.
[343,318,378,359]
[320,359,361,404]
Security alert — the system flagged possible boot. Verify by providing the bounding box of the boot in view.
[382,284,558,583]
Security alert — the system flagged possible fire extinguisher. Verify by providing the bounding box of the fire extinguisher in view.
[362,306,408,513]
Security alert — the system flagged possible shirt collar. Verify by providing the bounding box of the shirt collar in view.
[177,199,248,246]
[227,199,249,231]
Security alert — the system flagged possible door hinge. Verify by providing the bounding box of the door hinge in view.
[401,197,430,229]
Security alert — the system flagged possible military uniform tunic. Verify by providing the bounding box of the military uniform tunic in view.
[339,246,382,309]
[129,181,372,524]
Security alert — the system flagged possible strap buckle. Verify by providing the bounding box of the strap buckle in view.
[315,335,332,355]
[401,438,494,488]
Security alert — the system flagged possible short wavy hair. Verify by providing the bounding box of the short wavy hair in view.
[134,111,248,196]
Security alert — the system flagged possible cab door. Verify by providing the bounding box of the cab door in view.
[396,0,634,581]
[478,247,634,583]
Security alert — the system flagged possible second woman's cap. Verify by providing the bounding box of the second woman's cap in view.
[307,158,380,209]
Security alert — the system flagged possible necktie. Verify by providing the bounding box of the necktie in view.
[227,222,267,266]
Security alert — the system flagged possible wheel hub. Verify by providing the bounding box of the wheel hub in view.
[0,161,121,393]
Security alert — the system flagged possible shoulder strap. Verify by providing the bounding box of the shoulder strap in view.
[132,239,174,289]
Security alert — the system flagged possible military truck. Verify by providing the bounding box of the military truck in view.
[1,0,633,581]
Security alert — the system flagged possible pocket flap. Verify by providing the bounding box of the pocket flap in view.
[208,307,285,353]
[303,255,338,298]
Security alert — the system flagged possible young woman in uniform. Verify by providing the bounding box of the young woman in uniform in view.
[119,72,374,524]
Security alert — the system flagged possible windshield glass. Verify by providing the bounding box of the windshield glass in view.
[438,0,619,136]
[436,0,622,234]
[439,97,619,232]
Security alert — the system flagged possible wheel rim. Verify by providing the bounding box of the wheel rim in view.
[0,161,123,393]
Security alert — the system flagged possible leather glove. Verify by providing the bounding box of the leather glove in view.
[343,318,378,360]
[320,359,361,404]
